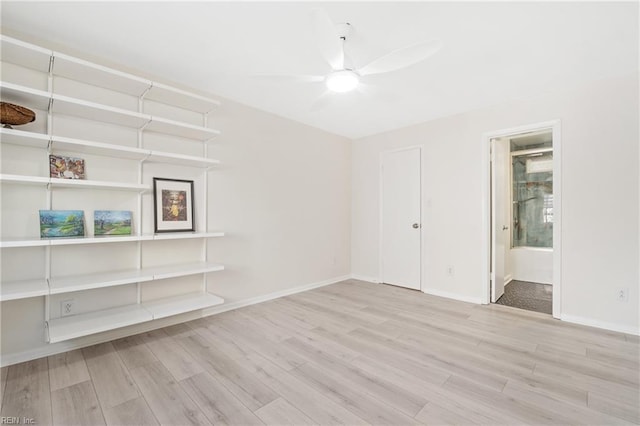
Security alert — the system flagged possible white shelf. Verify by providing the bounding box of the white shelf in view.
[152,231,225,240]
[47,291,224,343]
[0,129,220,167]
[0,81,51,110]
[0,35,52,73]
[52,51,152,97]
[0,174,150,192]
[146,82,220,113]
[0,278,49,301]
[49,269,155,295]
[146,115,220,141]
[52,92,151,128]
[2,235,148,248]
[0,128,49,149]
[51,134,148,160]
[0,174,50,186]
[146,151,220,168]
[49,177,150,192]
[1,232,224,248]
[142,292,224,320]
[47,304,152,343]
[48,262,224,295]
[0,238,50,248]
[148,262,224,280]
[48,235,154,246]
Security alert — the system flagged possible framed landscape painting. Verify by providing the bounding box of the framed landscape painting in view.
[39,210,85,238]
[94,210,132,236]
[153,177,195,233]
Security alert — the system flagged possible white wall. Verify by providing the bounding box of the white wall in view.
[510,248,552,285]
[205,98,352,303]
[352,72,639,334]
[0,32,351,365]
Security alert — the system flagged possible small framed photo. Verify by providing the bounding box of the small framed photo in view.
[39,210,85,238]
[94,210,132,236]
[50,155,86,179]
[153,178,195,233]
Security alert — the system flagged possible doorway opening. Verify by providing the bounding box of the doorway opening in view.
[482,121,561,318]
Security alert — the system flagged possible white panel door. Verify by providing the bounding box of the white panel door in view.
[381,147,421,290]
[491,138,509,302]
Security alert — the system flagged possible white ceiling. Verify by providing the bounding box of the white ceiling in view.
[2,2,638,139]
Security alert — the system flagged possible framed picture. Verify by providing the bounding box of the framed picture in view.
[39,210,85,238]
[94,210,132,236]
[49,155,86,179]
[153,178,195,233]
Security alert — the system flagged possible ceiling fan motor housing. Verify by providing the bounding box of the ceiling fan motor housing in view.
[335,22,352,41]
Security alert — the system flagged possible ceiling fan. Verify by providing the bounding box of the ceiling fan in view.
[257,9,442,107]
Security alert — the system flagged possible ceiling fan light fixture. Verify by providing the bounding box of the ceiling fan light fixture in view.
[325,70,359,92]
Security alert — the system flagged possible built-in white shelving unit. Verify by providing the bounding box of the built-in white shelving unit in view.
[0,34,226,344]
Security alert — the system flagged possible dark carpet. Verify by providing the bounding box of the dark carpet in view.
[495,280,552,314]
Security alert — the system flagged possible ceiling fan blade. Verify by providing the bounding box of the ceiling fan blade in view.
[311,8,344,70]
[359,39,442,76]
[251,74,325,83]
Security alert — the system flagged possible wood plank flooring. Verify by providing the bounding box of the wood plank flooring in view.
[1,279,638,425]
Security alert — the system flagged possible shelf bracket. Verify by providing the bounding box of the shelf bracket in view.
[48,55,55,74]
[44,321,50,343]
[139,82,152,101]
[139,83,152,100]
[140,151,152,163]
[140,118,151,132]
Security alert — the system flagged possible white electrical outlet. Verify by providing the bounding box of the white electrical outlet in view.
[447,266,455,277]
[617,288,629,302]
[61,299,75,316]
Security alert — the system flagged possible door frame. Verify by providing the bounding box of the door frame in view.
[379,145,423,291]
[481,120,562,318]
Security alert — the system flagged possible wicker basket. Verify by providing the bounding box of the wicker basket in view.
[1,102,36,127]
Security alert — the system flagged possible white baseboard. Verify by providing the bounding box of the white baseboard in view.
[0,274,351,367]
[350,274,379,283]
[422,288,484,305]
[201,274,351,317]
[504,274,513,285]
[561,314,640,336]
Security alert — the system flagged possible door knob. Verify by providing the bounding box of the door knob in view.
[412,223,420,229]
[502,225,509,231]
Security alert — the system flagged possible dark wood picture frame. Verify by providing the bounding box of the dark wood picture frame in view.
[153,177,195,233]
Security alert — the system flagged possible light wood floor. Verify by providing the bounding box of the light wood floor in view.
[1,279,638,425]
